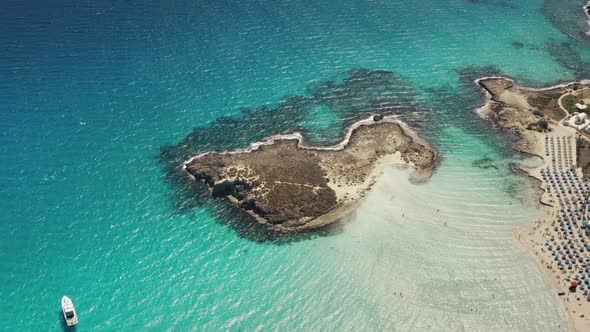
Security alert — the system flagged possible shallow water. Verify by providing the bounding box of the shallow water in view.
[336,129,564,331]
[1,0,590,330]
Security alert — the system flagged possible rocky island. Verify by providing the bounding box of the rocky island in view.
[183,117,436,232]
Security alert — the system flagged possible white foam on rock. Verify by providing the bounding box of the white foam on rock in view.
[182,115,419,173]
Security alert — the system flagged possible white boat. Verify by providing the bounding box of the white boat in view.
[61,296,78,327]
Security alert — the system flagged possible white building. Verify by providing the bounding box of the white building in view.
[575,112,588,125]
[566,112,590,131]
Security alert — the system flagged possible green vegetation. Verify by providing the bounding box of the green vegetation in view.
[562,94,580,114]
[527,92,566,121]
[538,119,549,130]
[527,119,549,132]
[526,119,549,132]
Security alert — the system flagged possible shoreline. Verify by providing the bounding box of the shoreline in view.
[474,76,590,331]
[182,115,429,171]
[474,76,590,94]
[512,131,582,332]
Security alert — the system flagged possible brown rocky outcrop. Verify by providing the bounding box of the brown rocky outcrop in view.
[184,119,436,232]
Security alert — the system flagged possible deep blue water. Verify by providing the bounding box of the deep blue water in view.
[2,0,590,330]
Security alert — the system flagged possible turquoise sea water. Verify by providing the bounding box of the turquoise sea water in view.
[2,0,590,330]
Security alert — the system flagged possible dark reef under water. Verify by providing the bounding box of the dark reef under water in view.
[541,0,590,45]
[160,0,590,241]
[159,68,428,242]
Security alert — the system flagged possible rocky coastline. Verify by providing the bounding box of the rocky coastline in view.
[475,77,590,154]
[183,116,437,232]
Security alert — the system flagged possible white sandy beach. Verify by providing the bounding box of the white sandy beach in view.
[516,124,590,332]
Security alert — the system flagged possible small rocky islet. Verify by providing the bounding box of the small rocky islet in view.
[184,118,436,232]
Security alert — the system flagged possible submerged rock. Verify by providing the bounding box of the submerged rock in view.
[512,41,525,49]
